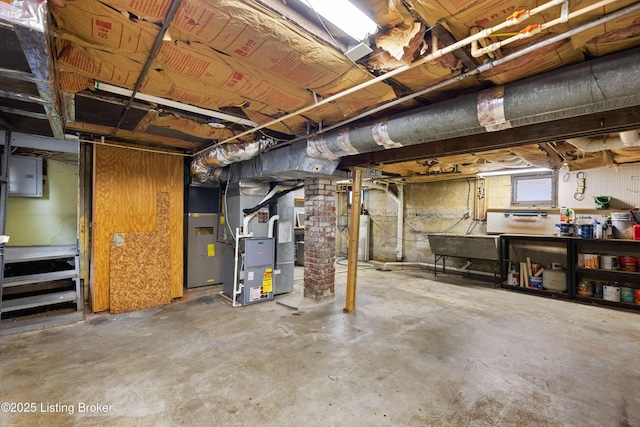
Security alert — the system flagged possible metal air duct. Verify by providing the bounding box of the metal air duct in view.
[306,48,640,161]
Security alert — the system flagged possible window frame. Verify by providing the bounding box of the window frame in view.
[510,171,558,207]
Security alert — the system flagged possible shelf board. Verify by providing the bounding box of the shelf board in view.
[2,270,78,288]
[4,245,78,263]
[1,290,77,313]
[501,284,569,298]
[575,295,639,309]
[575,268,640,279]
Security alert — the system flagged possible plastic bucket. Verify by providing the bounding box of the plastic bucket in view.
[603,285,621,302]
[611,212,633,239]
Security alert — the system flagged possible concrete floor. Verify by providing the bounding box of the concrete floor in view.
[0,263,638,426]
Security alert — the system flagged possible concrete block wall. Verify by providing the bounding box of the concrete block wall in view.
[364,179,486,263]
[303,178,336,301]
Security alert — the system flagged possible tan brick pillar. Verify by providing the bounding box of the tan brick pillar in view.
[303,178,336,302]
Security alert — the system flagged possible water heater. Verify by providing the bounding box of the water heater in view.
[358,214,370,261]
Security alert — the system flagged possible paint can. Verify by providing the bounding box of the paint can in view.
[599,255,619,270]
[635,289,640,305]
[592,281,605,298]
[582,254,599,269]
[618,256,637,272]
[620,286,635,303]
[529,276,543,289]
[577,280,593,297]
[603,284,621,302]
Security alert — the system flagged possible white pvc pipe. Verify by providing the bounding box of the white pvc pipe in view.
[200,0,583,151]
[242,212,258,237]
[232,227,241,308]
[268,215,280,238]
[396,184,404,261]
[316,4,640,138]
[471,0,616,58]
[365,181,404,260]
[567,130,640,152]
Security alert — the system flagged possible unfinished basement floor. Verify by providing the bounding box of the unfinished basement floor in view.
[1,264,638,426]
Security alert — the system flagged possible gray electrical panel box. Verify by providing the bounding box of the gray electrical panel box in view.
[5,155,43,197]
[185,213,224,288]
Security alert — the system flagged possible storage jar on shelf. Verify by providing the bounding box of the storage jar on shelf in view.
[577,280,593,297]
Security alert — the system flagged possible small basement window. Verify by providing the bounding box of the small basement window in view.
[511,171,557,206]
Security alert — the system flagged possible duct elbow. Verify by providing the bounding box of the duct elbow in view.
[190,158,213,184]
[619,130,640,147]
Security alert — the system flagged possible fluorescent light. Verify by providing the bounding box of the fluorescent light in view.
[94,81,257,128]
[207,118,226,129]
[477,167,552,177]
[301,0,378,41]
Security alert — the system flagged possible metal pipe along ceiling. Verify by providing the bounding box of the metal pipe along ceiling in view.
[307,48,640,161]
[189,1,640,182]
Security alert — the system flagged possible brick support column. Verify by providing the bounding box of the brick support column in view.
[303,178,336,302]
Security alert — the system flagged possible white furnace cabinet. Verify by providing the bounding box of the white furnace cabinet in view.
[185,213,224,288]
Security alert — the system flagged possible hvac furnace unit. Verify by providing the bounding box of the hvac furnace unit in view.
[185,213,223,288]
[221,182,270,292]
[223,237,275,305]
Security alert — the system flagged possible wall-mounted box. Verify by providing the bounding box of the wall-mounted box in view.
[5,155,43,197]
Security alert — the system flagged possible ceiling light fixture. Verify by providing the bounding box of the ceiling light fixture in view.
[300,0,378,42]
[207,118,226,129]
[477,167,552,177]
[95,81,257,128]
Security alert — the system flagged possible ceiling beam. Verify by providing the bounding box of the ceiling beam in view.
[430,24,478,71]
[65,121,204,151]
[339,106,640,168]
